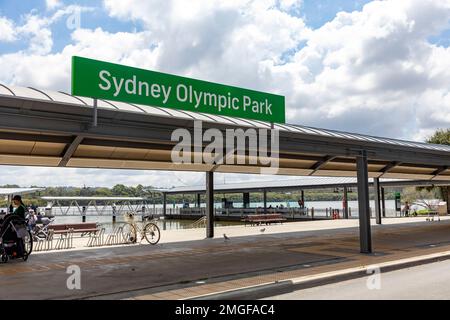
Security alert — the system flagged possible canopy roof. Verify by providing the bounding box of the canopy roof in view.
[161,177,450,194]
[41,196,144,201]
[0,83,449,180]
[0,187,45,196]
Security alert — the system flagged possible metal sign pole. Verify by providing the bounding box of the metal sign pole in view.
[93,98,98,127]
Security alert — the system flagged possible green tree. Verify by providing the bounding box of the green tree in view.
[427,129,450,214]
[112,184,130,196]
[427,129,450,145]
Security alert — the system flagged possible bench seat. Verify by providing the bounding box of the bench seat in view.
[50,223,99,235]
[241,214,287,225]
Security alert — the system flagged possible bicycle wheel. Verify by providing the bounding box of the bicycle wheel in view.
[22,230,33,261]
[144,223,160,245]
[32,227,47,241]
[121,223,137,244]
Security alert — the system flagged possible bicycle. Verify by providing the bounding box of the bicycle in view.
[120,213,161,245]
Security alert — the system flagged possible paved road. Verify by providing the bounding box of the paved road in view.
[267,259,450,300]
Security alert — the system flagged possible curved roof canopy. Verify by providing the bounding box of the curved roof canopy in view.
[161,177,450,194]
[0,83,449,180]
[0,187,45,196]
[40,196,145,201]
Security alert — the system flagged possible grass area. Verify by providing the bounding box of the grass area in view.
[415,209,435,215]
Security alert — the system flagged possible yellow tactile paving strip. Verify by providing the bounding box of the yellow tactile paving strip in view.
[128,243,450,300]
[126,223,450,300]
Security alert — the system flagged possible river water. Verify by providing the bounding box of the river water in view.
[2,199,401,231]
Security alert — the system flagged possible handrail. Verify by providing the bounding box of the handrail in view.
[190,216,207,228]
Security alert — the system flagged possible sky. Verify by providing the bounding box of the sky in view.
[0,0,449,188]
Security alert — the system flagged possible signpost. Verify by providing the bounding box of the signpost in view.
[71,56,285,123]
[395,192,401,214]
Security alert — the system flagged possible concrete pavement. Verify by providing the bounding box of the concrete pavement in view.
[1,217,450,299]
[266,259,450,300]
[32,216,450,253]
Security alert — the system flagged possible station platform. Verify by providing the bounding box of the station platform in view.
[1,217,450,300]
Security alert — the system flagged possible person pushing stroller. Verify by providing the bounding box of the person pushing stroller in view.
[11,195,27,219]
[0,195,32,263]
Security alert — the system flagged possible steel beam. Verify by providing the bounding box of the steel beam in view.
[374,177,382,224]
[58,135,84,167]
[432,166,448,178]
[309,155,337,175]
[356,150,372,253]
[206,171,214,238]
[379,161,402,176]
[0,132,72,144]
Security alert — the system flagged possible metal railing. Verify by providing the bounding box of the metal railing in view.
[190,216,207,228]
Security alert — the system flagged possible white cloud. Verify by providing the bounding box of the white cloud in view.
[0,16,17,42]
[0,5,97,86]
[278,0,302,12]
[0,167,198,188]
[16,13,54,54]
[0,0,449,186]
[46,0,62,10]
[102,0,309,88]
[99,0,450,141]
[0,166,306,188]
[278,0,450,139]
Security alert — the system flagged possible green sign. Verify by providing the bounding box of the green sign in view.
[395,192,401,212]
[71,56,285,123]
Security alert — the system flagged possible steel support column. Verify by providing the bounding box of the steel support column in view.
[381,187,386,218]
[206,171,214,238]
[163,193,167,216]
[263,189,267,214]
[243,192,250,209]
[374,177,382,225]
[343,186,349,219]
[7,195,12,213]
[356,151,372,253]
[446,187,450,216]
[196,193,201,208]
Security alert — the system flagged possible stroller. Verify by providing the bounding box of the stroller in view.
[0,214,33,263]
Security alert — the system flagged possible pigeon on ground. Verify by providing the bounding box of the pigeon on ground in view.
[260,228,266,233]
[223,233,230,241]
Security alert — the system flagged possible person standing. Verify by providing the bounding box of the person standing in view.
[11,195,27,219]
[8,195,27,257]
[404,201,410,217]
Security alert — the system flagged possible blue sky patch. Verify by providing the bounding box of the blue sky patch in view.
[0,0,142,54]
[300,0,371,28]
